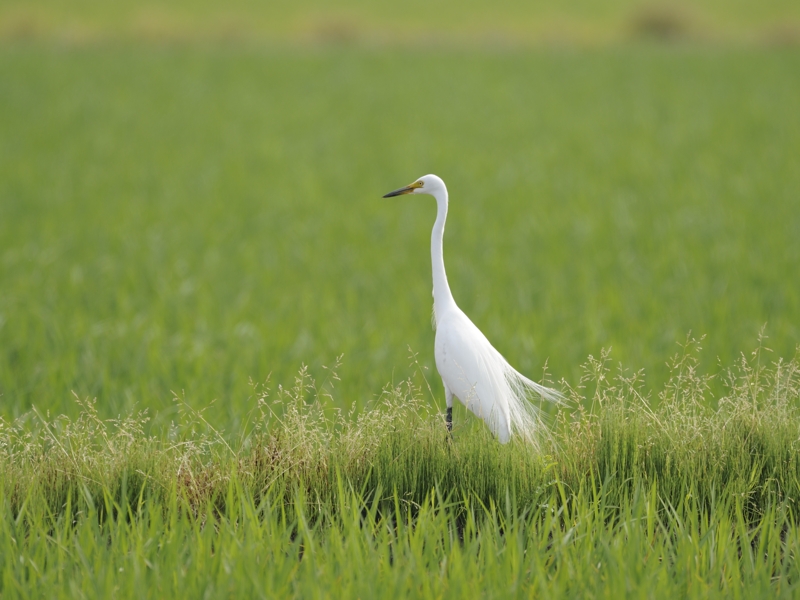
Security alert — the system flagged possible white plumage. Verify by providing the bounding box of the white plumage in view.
[383,174,562,444]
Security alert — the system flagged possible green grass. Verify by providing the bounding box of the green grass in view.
[1,45,799,426]
[1,28,800,598]
[6,484,798,598]
[2,339,799,597]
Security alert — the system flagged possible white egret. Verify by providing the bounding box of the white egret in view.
[383,174,562,444]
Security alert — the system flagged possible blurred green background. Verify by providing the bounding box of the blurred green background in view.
[1,2,799,428]
[2,0,800,45]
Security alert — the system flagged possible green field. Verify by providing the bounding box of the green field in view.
[2,46,799,425]
[2,1,800,595]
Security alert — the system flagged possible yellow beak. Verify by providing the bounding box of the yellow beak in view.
[382,181,423,198]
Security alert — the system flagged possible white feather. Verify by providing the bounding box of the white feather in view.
[435,305,561,444]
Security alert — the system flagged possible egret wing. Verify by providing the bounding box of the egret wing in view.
[435,310,512,441]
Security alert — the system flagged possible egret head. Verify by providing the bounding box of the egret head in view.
[382,174,445,198]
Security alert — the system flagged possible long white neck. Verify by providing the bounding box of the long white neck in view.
[430,186,457,319]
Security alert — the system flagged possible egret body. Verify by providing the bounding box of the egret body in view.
[383,174,561,444]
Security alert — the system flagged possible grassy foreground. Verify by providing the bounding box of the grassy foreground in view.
[2,340,799,597]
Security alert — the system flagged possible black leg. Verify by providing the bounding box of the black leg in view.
[446,407,452,432]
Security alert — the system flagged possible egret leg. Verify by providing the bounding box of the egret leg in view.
[444,385,454,433]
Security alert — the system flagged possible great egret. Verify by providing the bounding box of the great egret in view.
[383,174,562,444]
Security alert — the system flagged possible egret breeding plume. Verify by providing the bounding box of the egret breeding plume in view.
[383,175,562,444]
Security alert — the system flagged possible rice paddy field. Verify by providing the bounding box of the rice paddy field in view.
[1,1,800,597]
